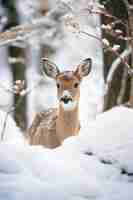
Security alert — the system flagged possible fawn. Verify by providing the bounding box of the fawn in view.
[27,58,92,148]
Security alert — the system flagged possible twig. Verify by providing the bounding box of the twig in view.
[0,81,40,141]
[0,96,24,141]
[79,30,102,42]
[79,30,131,73]
[1,111,9,141]
[83,4,128,29]
[0,83,13,94]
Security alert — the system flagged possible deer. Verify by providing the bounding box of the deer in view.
[27,58,92,148]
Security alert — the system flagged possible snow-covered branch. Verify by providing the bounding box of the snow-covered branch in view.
[105,47,131,93]
[0,78,40,140]
[0,1,69,47]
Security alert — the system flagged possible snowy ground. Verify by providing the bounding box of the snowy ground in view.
[0,106,133,200]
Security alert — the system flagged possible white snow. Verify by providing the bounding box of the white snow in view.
[0,106,133,199]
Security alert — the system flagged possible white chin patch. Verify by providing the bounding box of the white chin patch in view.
[61,101,78,111]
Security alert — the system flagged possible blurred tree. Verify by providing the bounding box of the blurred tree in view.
[0,2,13,113]
[16,0,49,128]
[100,0,131,110]
[2,0,26,130]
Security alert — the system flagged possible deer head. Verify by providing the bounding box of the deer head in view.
[42,58,92,111]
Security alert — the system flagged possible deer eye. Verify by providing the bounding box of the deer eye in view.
[57,83,60,88]
[74,82,79,88]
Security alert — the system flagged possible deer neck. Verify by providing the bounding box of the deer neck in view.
[56,103,80,143]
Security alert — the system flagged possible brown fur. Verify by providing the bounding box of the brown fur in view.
[56,104,80,142]
[27,105,80,148]
[27,109,60,148]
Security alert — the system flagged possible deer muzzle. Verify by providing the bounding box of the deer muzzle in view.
[60,90,73,104]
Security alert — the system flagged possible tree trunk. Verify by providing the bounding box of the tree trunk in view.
[127,2,133,105]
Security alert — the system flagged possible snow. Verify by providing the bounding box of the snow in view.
[78,106,133,175]
[0,106,133,199]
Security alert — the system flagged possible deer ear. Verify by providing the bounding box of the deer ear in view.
[74,58,92,80]
[42,58,60,79]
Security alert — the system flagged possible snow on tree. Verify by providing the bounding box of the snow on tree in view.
[0,3,13,112]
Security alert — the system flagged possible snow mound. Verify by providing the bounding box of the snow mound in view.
[0,106,133,199]
[78,106,133,174]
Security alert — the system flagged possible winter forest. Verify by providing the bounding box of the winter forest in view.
[0,0,133,199]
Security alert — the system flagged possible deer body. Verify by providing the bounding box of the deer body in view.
[27,58,92,148]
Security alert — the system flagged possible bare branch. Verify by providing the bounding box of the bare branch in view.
[83,3,128,29]
[105,47,131,93]
[79,30,102,42]
[1,111,9,141]
[0,83,14,94]
[117,67,128,105]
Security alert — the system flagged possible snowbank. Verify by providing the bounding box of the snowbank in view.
[0,106,133,199]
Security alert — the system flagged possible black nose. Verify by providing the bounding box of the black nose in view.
[61,97,72,104]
